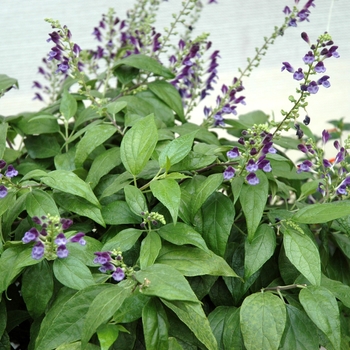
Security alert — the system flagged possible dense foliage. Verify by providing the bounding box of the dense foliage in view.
[1,0,350,349]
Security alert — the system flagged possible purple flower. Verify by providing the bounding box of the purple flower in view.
[4,165,18,178]
[293,68,304,81]
[70,232,86,245]
[281,62,294,73]
[336,184,347,196]
[47,31,61,45]
[307,81,319,94]
[334,147,345,164]
[322,159,332,168]
[246,159,258,172]
[246,173,259,185]
[99,262,115,273]
[322,130,330,144]
[303,115,310,125]
[213,114,225,127]
[303,51,315,64]
[72,43,82,56]
[223,166,235,180]
[94,251,112,265]
[57,245,69,258]
[258,159,272,172]
[0,185,7,198]
[297,160,313,173]
[92,27,102,41]
[227,147,240,159]
[56,60,70,74]
[297,144,309,153]
[22,228,40,243]
[112,267,125,281]
[60,218,73,230]
[301,32,310,44]
[341,177,350,186]
[32,241,45,260]
[328,46,340,58]
[288,18,297,27]
[317,75,330,88]
[54,233,67,246]
[283,6,291,14]
[314,61,326,73]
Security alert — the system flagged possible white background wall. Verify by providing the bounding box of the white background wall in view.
[1,0,349,157]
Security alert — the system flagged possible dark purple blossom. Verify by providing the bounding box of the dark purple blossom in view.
[283,6,291,14]
[5,165,18,178]
[246,173,259,185]
[0,185,8,198]
[334,147,345,164]
[298,144,309,153]
[301,32,310,44]
[246,159,258,172]
[303,51,315,64]
[94,251,112,265]
[297,160,313,173]
[54,233,67,246]
[258,158,272,172]
[70,232,86,245]
[57,245,69,258]
[227,147,240,159]
[32,242,45,260]
[336,184,347,196]
[281,62,294,73]
[288,18,297,27]
[322,130,330,144]
[314,61,326,73]
[303,115,310,125]
[112,267,125,281]
[22,228,40,243]
[317,75,330,88]
[214,114,225,127]
[293,68,304,81]
[307,81,319,94]
[223,166,235,180]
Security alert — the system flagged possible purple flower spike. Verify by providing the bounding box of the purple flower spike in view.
[223,166,235,180]
[322,130,330,144]
[293,68,304,81]
[314,61,326,73]
[32,241,45,260]
[57,245,69,258]
[227,147,240,159]
[246,159,258,172]
[246,173,259,185]
[112,267,125,281]
[5,165,18,178]
[307,81,319,94]
[303,51,315,64]
[22,228,40,243]
[70,232,86,245]
[54,233,67,246]
[0,185,7,198]
[281,62,294,73]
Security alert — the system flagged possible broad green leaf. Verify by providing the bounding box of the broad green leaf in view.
[158,222,209,252]
[191,173,223,219]
[25,189,60,218]
[150,179,181,223]
[292,201,350,224]
[240,171,268,241]
[161,299,218,350]
[53,256,95,290]
[86,147,121,189]
[331,232,350,259]
[0,122,8,159]
[279,304,318,350]
[81,283,132,347]
[68,236,102,267]
[244,224,276,279]
[240,292,286,350]
[156,243,238,277]
[140,231,162,269]
[197,192,235,256]
[142,298,169,350]
[21,260,54,319]
[41,170,100,207]
[0,299,6,337]
[148,80,185,122]
[35,285,106,350]
[168,337,183,350]
[134,264,198,302]
[100,171,133,199]
[106,100,127,114]
[113,54,175,79]
[75,124,117,168]
[0,74,18,94]
[124,185,147,216]
[97,324,120,350]
[321,275,350,308]
[25,135,61,159]
[101,201,141,225]
[222,308,245,350]
[54,146,76,171]
[169,152,216,172]
[120,114,158,176]
[102,228,143,252]
[299,286,340,350]
[54,192,105,227]
[158,131,197,169]
[16,114,60,134]
[283,226,321,285]
[60,89,77,120]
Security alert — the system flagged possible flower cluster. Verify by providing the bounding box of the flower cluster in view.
[223,126,276,185]
[296,130,350,198]
[283,0,315,27]
[22,215,86,260]
[0,160,18,198]
[93,249,134,282]
[140,211,166,229]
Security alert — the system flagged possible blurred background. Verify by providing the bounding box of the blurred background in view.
[1,0,349,157]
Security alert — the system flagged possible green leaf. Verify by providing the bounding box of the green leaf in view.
[100,171,133,199]
[25,189,60,218]
[41,170,100,207]
[134,264,198,302]
[0,191,15,217]
[279,304,318,350]
[21,260,54,319]
[191,173,223,219]
[75,124,117,167]
[16,114,60,134]
[0,122,8,159]
[86,147,121,189]
[148,80,185,122]
[197,192,235,257]
[35,285,106,350]
[292,201,350,224]
[321,275,350,308]
[240,292,286,350]
[158,222,209,252]
[113,54,175,79]
[150,179,181,223]
[102,228,143,252]
[101,201,141,225]
[244,224,276,279]
[0,74,18,94]
[54,192,105,227]
[53,256,95,290]
[240,171,268,241]
[106,100,127,114]
[97,324,120,350]
[60,89,77,120]
[140,231,162,269]
[120,114,158,176]
[25,135,61,159]
[161,299,218,350]
[142,298,169,350]
[283,226,321,285]
[81,283,132,348]
[124,185,147,216]
[156,243,239,277]
[222,308,245,350]
[299,286,340,350]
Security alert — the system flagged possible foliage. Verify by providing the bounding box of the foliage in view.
[1,0,350,349]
